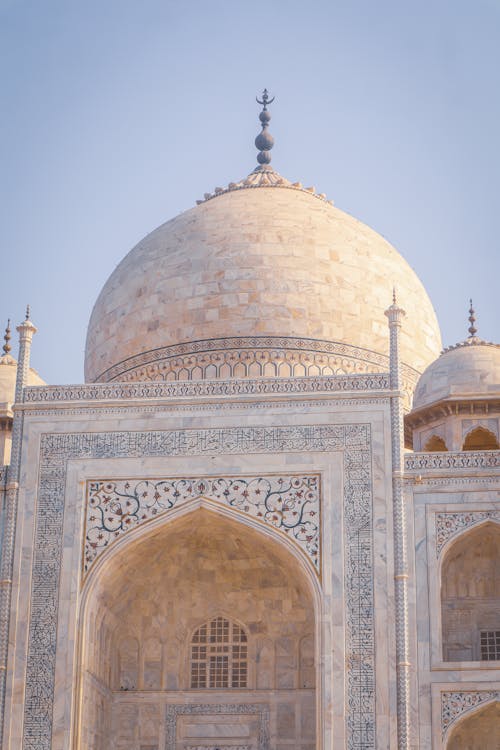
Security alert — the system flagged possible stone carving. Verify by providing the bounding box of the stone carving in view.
[441,690,500,735]
[435,510,500,557]
[405,451,500,471]
[23,423,374,750]
[85,474,320,575]
[23,371,390,403]
[80,334,415,385]
[165,703,269,750]
[196,164,332,204]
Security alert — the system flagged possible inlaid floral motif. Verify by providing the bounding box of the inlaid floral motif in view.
[441,690,500,735]
[435,510,500,557]
[85,475,320,575]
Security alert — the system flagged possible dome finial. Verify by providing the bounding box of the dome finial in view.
[3,319,11,355]
[468,298,477,337]
[25,304,31,321]
[255,89,275,167]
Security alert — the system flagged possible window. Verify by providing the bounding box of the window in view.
[480,630,500,661]
[190,616,248,688]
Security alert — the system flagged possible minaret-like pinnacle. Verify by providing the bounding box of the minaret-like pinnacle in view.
[3,320,11,355]
[25,304,31,321]
[468,299,477,337]
[255,89,275,168]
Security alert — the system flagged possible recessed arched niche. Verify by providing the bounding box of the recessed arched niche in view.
[79,508,317,750]
[423,435,448,451]
[462,426,500,451]
[441,523,500,662]
[446,701,500,749]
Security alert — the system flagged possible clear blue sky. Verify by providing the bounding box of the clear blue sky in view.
[1,0,498,384]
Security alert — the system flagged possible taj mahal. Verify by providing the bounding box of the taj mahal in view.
[0,92,498,750]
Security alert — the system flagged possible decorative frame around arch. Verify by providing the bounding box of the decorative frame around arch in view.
[21,422,376,750]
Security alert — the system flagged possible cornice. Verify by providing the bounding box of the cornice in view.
[22,373,392,407]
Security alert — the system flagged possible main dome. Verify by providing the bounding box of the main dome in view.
[85,177,442,385]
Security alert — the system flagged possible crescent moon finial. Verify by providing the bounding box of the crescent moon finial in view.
[254,89,275,168]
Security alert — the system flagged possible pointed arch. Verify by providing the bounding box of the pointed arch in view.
[462,426,499,451]
[424,435,448,451]
[441,522,500,662]
[76,506,320,749]
[446,699,500,749]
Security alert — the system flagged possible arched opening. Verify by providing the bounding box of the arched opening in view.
[462,426,499,451]
[441,523,500,661]
[423,435,448,451]
[446,701,500,749]
[79,509,317,749]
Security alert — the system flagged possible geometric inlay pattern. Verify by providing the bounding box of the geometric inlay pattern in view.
[23,423,373,750]
[441,690,500,736]
[165,703,270,750]
[435,510,500,557]
[85,474,320,575]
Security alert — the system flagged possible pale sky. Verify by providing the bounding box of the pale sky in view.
[1,0,499,384]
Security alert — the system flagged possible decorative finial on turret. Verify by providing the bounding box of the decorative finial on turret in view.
[255,89,275,167]
[3,320,11,355]
[468,298,477,337]
[393,287,397,305]
[25,304,30,321]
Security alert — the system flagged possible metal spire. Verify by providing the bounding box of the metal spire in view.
[255,89,275,167]
[2,319,11,355]
[25,304,31,321]
[468,298,477,337]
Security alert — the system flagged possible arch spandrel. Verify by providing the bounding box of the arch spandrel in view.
[435,511,500,560]
[83,474,321,584]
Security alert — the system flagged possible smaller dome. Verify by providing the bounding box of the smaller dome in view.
[0,354,45,415]
[413,339,500,410]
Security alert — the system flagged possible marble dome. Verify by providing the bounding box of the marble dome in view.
[412,338,500,410]
[85,173,442,384]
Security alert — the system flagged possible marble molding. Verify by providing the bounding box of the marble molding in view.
[165,703,269,750]
[22,422,375,750]
[23,372,391,403]
[404,450,500,471]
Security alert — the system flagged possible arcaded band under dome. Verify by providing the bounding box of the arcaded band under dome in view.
[85,179,442,386]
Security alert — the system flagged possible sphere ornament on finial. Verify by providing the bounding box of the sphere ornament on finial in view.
[25,304,31,321]
[255,89,275,167]
[3,319,11,355]
[468,298,477,337]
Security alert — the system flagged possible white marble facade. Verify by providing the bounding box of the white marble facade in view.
[0,154,498,749]
[0,373,496,750]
